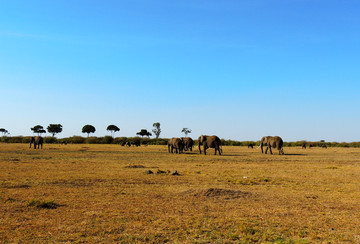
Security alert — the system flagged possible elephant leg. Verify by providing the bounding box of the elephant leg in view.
[265,146,268,154]
[261,144,264,153]
[269,146,273,154]
[218,146,222,155]
[199,145,202,154]
[203,146,206,155]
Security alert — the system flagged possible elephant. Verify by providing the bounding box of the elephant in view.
[198,135,222,155]
[131,141,140,147]
[248,144,254,149]
[121,141,131,147]
[260,136,284,155]
[181,137,194,151]
[302,143,306,149]
[168,138,184,154]
[30,136,43,149]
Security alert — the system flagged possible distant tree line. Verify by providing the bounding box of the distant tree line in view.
[1,136,360,148]
[1,123,360,147]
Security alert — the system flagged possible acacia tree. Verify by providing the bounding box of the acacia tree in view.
[152,122,161,139]
[181,128,192,137]
[82,125,96,137]
[47,124,63,137]
[0,128,9,136]
[31,125,46,136]
[107,125,120,138]
[136,129,152,138]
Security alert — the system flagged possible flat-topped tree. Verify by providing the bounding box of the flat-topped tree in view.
[31,125,46,136]
[0,128,9,136]
[82,125,96,137]
[107,125,120,138]
[136,129,152,138]
[47,124,63,137]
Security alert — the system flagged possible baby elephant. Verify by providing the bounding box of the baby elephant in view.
[260,136,284,155]
[30,136,43,149]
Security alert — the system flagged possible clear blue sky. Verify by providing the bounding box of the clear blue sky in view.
[1,0,359,141]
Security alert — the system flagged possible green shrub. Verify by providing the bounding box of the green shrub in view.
[44,137,57,144]
[69,136,86,144]
[102,136,114,144]
[85,136,102,144]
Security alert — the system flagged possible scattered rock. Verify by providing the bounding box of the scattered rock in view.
[156,169,167,174]
[144,170,153,174]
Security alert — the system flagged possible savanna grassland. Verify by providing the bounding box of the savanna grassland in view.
[1,144,360,243]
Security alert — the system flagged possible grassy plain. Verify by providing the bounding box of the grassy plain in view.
[0,143,360,243]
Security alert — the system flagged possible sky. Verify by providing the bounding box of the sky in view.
[1,0,359,142]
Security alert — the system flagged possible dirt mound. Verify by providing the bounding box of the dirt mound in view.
[182,188,250,199]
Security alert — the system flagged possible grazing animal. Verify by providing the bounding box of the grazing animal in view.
[30,136,43,149]
[131,141,140,147]
[168,138,184,154]
[248,144,254,149]
[121,141,131,147]
[302,143,306,149]
[260,136,284,155]
[181,137,194,151]
[198,135,222,155]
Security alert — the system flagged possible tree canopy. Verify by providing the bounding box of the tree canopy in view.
[82,125,96,137]
[152,122,161,139]
[0,128,9,136]
[31,125,46,136]
[181,128,192,137]
[136,129,152,138]
[47,124,63,137]
[107,125,120,138]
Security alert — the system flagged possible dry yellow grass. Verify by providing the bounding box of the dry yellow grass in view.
[1,143,360,243]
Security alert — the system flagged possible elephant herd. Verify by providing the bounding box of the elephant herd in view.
[168,135,285,156]
[29,135,286,156]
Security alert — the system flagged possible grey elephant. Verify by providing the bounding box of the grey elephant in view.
[168,138,184,154]
[260,136,284,155]
[198,135,222,155]
[30,136,43,149]
[181,137,194,151]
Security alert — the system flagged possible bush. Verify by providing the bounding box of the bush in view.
[85,137,102,144]
[44,137,57,144]
[69,136,86,144]
[102,136,114,144]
